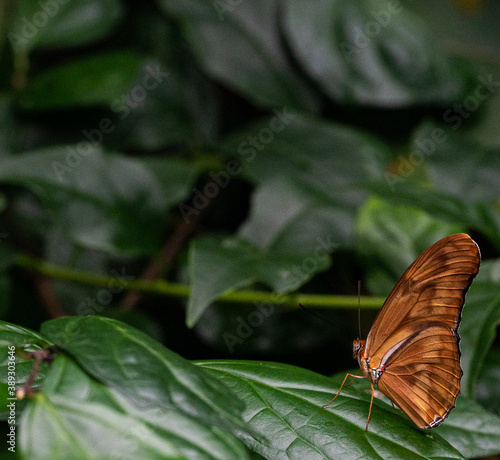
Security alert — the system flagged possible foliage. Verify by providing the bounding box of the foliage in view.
[0,0,500,458]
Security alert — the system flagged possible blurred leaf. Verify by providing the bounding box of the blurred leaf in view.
[0,147,200,256]
[409,122,500,203]
[283,0,473,107]
[20,355,249,460]
[9,0,124,53]
[465,80,500,149]
[43,225,115,316]
[367,121,500,249]
[475,347,500,416]
[40,316,251,437]
[239,176,352,253]
[17,51,144,110]
[157,0,319,110]
[0,276,11,318]
[187,236,332,327]
[223,113,390,188]
[0,95,17,156]
[109,61,220,149]
[459,276,500,398]
[0,237,15,271]
[198,361,471,459]
[223,113,391,251]
[356,197,463,295]
[402,0,500,58]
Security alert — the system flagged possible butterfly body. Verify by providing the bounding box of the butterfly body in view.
[329,233,481,430]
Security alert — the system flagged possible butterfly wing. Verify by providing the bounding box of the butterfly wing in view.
[365,233,480,354]
[364,233,480,428]
[377,323,462,428]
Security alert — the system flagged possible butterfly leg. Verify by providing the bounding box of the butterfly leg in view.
[365,383,375,431]
[323,372,365,408]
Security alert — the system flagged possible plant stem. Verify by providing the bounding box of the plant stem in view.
[15,254,384,310]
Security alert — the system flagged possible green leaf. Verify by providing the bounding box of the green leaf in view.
[223,113,391,251]
[0,242,15,317]
[20,355,249,460]
[223,113,390,188]
[9,0,124,53]
[0,94,17,154]
[0,148,199,256]
[198,361,467,459]
[475,347,500,416]
[283,0,472,107]
[409,122,500,203]
[435,396,500,459]
[0,321,51,418]
[239,176,355,254]
[187,236,331,327]
[157,0,319,110]
[356,196,463,295]
[39,316,250,438]
[108,63,220,149]
[17,51,144,110]
[459,275,500,398]
[0,321,48,350]
[369,121,500,249]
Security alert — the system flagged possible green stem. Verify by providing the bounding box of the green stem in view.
[15,254,384,310]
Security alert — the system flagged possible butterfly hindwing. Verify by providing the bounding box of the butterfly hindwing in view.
[377,323,462,428]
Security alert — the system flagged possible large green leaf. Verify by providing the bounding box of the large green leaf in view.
[0,148,199,256]
[283,0,472,106]
[223,113,390,188]
[108,62,220,149]
[9,0,124,53]
[239,176,354,255]
[157,0,319,110]
[187,236,332,327]
[40,316,250,437]
[223,114,391,251]
[20,354,249,460]
[435,395,500,459]
[17,51,144,110]
[197,361,486,459]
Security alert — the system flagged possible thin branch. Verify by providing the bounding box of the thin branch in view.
[119,212,204,311]
[16,254,385,310]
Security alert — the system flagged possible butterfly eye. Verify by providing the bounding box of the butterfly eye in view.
[352,340,362,358]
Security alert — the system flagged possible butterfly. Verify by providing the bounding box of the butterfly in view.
[327,233,481,430]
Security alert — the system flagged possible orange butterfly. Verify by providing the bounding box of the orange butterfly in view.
[327,233,481,430]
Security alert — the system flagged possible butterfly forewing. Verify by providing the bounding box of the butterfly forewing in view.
[365,233,480,355]
[363,233,480,429]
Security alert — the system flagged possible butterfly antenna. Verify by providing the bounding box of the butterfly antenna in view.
[298,303,336,328]
[358,280,362,339]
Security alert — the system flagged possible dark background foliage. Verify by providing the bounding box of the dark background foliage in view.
[1,0,500,458]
